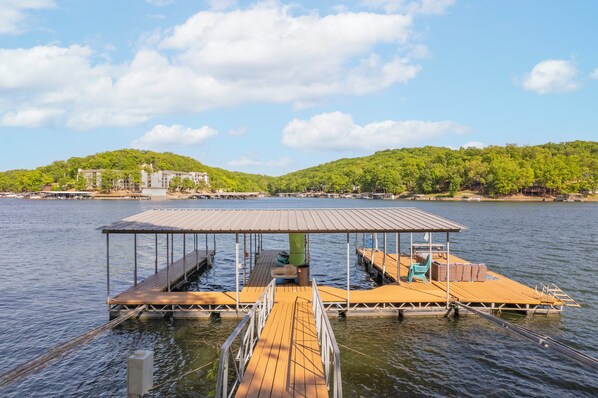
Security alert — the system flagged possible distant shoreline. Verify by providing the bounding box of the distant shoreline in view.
[0,191,596,202]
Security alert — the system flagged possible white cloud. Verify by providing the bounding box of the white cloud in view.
[461,141,485,149]
[521,59,579,94]
[282,111,469,151]
[145,0,174,7]
[205,0,237,11]
[1,107,63,127]
[131,124,217,149]
[591,68,598,80]
[0,3,427,129]
[228,127,247,136]
[362,0,455,15]
[228,155,291,168]
[0,0,55,35]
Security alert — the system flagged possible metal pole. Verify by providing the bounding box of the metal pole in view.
[429,232,433,280]
[243,233,247,285]
[106,233,110,298]
[205,233,208,254]
[382,233,386,283]
[213,234,216,254]
[183,233,187,280]
[235,234,240,312]
[446,232,450,308]
[410,233,413,264]
[346,233,350,311]
[170,233,174,266]
[134,234,138,287]
[250,233,253,272]
[397,232,401,285]
[155,234,158,274]
[166,233,170,292]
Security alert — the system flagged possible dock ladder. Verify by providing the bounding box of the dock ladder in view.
[535,283,580,307]
[215,279,276,398]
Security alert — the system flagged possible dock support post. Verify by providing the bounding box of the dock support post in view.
[243,234,247,285]
[183,233,187,281]
[250,233,253,272]
[205,233,208,255]
[235,234,240,313]
[429,233,433,281]
[155,234,158,274]
[213,234,216,255]
[410,233,413,264]
[370,232,375,269]
[446,232,450,308]
[396,232,400,285]
[106,233,110,299]
[134,234,138,287]
[346,233,350,311]
[382,233,387,284]
[167,234,171,292]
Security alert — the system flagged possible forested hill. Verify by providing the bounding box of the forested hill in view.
[1,142,596,196]
[270,141,597,196]
[0,149,272,192]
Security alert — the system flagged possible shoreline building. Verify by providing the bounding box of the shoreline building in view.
[77,169,137,191]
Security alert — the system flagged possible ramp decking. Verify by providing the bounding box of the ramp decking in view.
[235,298,328,397]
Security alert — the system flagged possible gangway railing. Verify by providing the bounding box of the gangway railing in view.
[215,278,276,398]
[312,279,343,397]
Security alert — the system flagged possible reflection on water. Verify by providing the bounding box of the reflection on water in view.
[0,198,597,397]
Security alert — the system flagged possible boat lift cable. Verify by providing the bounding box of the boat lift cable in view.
[0,305,147,388]
[453,302,598,369]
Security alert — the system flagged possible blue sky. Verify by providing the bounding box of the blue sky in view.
[0,0,596,175]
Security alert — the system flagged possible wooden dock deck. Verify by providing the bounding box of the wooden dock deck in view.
[109,248,564,316]
[357,248,563,307]
[235,298,328,397]
[109,249,212,304]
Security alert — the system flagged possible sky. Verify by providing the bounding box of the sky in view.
[0,0,596,175]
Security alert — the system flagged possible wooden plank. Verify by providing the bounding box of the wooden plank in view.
[235,298,328,398]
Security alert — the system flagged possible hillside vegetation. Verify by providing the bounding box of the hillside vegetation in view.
[0,142,596,196]
[270,141,597,196]
[0,149,272,192]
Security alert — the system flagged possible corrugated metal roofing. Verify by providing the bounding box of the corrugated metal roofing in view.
[101,208,466,234]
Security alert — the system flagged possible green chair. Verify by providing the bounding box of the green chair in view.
[408,255,432,283]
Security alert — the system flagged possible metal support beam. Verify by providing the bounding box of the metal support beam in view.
[396,232,400,285]
[243,233,247,285]
[213,234,217,255]
[183,233,187,280]
[134,234,138,287]
[205,233,208,254]
[346,233,350,311]
[106,234,110,298]
[154,234,158,274]
[235,234,240,312]
[382,233,387,284]
[446,232,450,308]
[166,233,170,292]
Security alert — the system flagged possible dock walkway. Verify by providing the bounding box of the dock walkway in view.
[235,298,328,397]
[109,249,212,304]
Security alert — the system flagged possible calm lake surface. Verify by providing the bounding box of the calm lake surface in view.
[0,198,596,397]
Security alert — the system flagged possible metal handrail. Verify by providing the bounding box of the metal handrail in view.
[215,278,276,398]
[312,279,343,397]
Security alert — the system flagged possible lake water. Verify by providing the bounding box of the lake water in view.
[0,198,596,397]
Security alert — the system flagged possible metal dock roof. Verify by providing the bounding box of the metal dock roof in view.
[101,208,466,234]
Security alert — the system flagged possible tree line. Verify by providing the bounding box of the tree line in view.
[0,149,271,193]
[0,142,596,196]
[269,141,597,196]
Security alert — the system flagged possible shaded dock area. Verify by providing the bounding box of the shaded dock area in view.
[357,248,565,311]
